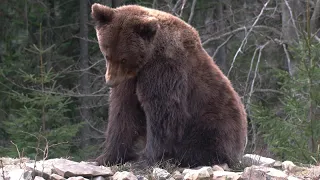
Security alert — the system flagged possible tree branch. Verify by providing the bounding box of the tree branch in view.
[254,88,284,95]
[283,43,293,76]
[227,0,271,77]
[187,0,197,24]
[212,34,234,59]
[179,0,187,17]
[246,41,269,152]
[202,25,281,46]
[283,0,300,38]
[311,0,320,33]
[244,48,259,95]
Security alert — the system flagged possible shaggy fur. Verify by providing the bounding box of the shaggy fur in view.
[91,3,247,168]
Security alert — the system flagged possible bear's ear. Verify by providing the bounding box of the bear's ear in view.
[91,3,114,26]
[134,17,159,41]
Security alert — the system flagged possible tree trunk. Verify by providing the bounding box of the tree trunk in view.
[214,0,227,73]
[79,0,91,148]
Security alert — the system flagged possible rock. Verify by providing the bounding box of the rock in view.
[308,166,320,178]
[282,161,310,178]
[199,167,214,175]
[136,175,148,180]
[26,159,78,178]
[289,165,320,179]
[113,171,138,180]
[217,163,230,171]
[0,157,30,166]
[93,176,106,180]
[282,161,296,171]
[7,169,32,180]
[0,170,8,180]
[79,161,99,166]
[3,156,320,180]
[212,171,241,180]
[34,176,45,180]
[183,167,213,180]
[212,165,224,171]
[152,168,170,180]
[25,158,113,179]
[287,176,301,180]
[51,173,66,180]
[172,170,183,180]
[273,161,283,168]
[241,165,288,180]
[241,154,276,167]
[67,177,89,180]
[52,159,113,178]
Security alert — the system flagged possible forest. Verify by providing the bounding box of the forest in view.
[0,0,319,164]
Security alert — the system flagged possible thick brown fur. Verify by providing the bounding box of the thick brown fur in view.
[91,3,247,168]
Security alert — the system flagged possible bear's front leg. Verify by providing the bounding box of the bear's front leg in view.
[136,63,189,166]
[96,78,146,166]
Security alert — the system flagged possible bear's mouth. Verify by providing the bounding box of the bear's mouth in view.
[105,74,123,87]
[105,72,136,87]
[105,63,137,87]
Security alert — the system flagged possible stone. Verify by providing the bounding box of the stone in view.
[25,159,78,178]
[79,161,99,166]
[287,176,301,180]
[51,173,66,180]
[212,171,241,180]
[52,160,113,178]
[212,165,224,171]
[67,177,89,180]
[172,170,183,180]
[7,169,32,180]
[282,161,296,171]
[308,166,320,178]
[152,168,170,180]
[4,156,320,180]
[273,161,283,168]
[241,154,276,167]
[113,171,138,180]
[93,176,106,180]
[290,165,320,179]
[183,167,214,180]
[0,157,30,166]
[241,165,288,180]
[34,176,45,180]
[218,163,230,171]
[136,175,148,180]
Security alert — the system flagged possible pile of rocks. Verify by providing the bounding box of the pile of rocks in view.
[1,154,320,180]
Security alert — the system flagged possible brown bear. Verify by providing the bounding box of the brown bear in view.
[91,3,247,168]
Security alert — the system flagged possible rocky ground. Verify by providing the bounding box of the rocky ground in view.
[1,154,320,180]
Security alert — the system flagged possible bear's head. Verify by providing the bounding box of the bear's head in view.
[91,3,160,87]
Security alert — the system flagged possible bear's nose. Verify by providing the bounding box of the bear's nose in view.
[105,73,121,87]
[105,73,114,86]
[105,78,121,87]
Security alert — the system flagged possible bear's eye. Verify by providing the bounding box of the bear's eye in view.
[104,55,109,60]
[120,58,127,64]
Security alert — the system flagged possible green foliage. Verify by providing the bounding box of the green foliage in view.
[1,54,82,159]
[253,41,320,164]
[0,1,81,158]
